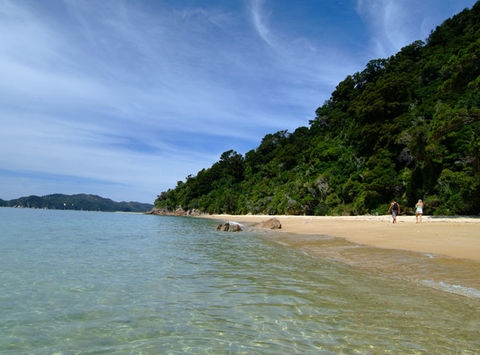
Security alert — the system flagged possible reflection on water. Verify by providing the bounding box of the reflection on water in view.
[1,208,479,353]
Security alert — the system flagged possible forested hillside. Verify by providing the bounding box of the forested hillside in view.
[156,2,480,216]
[0,194,153,212]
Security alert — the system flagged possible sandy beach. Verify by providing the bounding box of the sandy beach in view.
[203,214,480,262]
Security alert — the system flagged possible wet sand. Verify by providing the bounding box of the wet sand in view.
[203,214,480,262]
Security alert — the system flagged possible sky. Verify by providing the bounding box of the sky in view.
[0,0,477,203]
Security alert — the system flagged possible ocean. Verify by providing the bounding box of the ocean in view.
[1,208,479,353]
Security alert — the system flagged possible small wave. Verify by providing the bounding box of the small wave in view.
[227,221,246,230]
[422,253,435,259]
[228,221,243,226]
[420,279,480,299]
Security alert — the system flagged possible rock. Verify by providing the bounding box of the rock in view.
[187,208,202,216]
[259,218,281,229]
[148,206,207,217]
[146,206,189,216]
[228,223,242,232]
[146,208,170,215]
[175,207,186,216]
[216,222,243,232]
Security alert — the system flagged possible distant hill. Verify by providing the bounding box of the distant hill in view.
[0,194,153,212]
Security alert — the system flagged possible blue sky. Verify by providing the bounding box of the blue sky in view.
[0,0,476,203]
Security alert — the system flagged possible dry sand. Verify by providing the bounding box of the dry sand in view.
[203,214,480,262]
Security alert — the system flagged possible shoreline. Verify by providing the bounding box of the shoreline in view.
[201,214,480,262]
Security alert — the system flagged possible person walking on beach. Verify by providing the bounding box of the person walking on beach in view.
[415,199,424,223]
[388,199,400,224]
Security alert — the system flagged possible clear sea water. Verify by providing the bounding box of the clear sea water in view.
[1,208,479,354]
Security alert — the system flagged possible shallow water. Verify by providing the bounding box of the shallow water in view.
[265,231,480,299]
[1,208,479,353]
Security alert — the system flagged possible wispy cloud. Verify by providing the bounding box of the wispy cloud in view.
[355,0,420,57]
[0,0,316,201]
[250,0,275,48]
[356,0,477,58]
[0,0,474,202]
[249,0,362,89]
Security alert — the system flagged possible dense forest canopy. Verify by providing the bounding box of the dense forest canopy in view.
[0,194,153,212]
[156,2,480,216]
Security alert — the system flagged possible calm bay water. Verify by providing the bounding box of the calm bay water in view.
[1,208,479,353]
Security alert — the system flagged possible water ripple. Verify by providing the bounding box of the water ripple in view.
[1,208,479,353]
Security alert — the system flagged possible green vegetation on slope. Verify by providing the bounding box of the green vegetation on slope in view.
[156,2,480,216]
[0,194,153,212]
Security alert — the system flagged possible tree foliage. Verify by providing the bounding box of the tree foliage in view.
[156,2,480,216]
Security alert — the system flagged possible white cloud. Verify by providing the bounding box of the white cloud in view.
[248,0,362,106]
[0,0,267,205]
[2,0,472,202]
[356,0,477,58]
[0,110,215,202]
[355,0,411,57]
[250,0,275,48]
[0,0,359,203]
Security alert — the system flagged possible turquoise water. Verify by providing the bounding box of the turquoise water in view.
[1,208,479,353]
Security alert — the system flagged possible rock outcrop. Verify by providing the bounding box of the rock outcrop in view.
[175,207,186,216]
[147,207,205,216]
[146,208,171,215]
[186,208,202,216]
[259,218,282,229]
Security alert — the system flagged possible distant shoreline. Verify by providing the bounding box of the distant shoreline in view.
[201,214,480,262]
[0,206,149,214]
[0,193,153,213]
